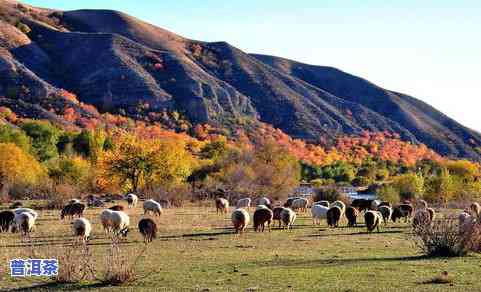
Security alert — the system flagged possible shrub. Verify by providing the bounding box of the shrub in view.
[101,239,147,285]
[351,176,371,187]
[413,218,480,257]
[312,188,349,204]
[377,185,400,204]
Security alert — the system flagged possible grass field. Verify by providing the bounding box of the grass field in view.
[0,202,480,291]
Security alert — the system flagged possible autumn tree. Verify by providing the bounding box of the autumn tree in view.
[0,143,46,195]
[99,134,193,192]
[392,173,424,201]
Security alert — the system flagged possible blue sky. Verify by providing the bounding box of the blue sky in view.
[23,0,481,132]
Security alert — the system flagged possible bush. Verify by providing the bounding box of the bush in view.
[312,188,349,204]
[377,185,400,204]
[351,176,371,187]
[413,218,480,257]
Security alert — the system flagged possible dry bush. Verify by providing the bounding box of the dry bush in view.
[101,239,147,285]
[55,243,96,283]
[46,184,81,209]
[413,218,480,257]
[144,183,192,207]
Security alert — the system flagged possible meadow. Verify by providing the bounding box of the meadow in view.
[0,202,480,292]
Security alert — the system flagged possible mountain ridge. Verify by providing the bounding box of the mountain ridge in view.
[1,0,480,160]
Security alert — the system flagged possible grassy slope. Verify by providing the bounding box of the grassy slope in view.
[0,204,479,291]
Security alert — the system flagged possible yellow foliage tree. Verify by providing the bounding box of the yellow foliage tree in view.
[0,143,46,194]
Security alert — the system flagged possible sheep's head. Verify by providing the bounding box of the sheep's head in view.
[120,227,129,237]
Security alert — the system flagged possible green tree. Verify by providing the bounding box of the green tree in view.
[377,185,400,204]
[0,125,31,152]
[21,121,59,161]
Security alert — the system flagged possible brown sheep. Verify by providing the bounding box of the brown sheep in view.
[327,206,342,228]
[138,218,157,243]
[272,207,284,228]
[351,199,373,212]
[365,211,382,232]
[253,206,273,232]
[345,206,359,227]
[60,203,86,220]
[215,198,229,214]
[0,210,15,232]
[391,204,413,222]
[109,205,125,211]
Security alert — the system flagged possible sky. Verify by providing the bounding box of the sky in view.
[23,0,481,132]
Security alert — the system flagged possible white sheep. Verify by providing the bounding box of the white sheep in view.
[100,209,114,233]
[311,204,329,225]
[313,200,330,208]
[143,199,162,216]
[14,212,35,236]
[236,198,251,209]
[231,208,250,234]
[72,217,92,242]
[125,193,138,208]
[256,197,271,207]
[280,208,296,230]
[14,208,38,221]
[291,198,308,212]
[110,211,130,237]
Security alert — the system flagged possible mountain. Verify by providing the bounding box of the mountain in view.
[1,0,480,160]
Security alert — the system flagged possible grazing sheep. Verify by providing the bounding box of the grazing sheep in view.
[284,197,300,207]
[326,206,342,228]
[60,203,86,220]
[280,208,296,230]
[236,198,251,209]
[345,206,359,227]
[291,198,309,213]
[391,204,413,222]
[253,206,273,232]
[364,211,382,232]
[231,208,250,234]
[272,207,284,228]
[351,199,373,212]
[14,208,38,221]
[0,210,15,232]
[215,198,229,214]
[125,193,138,208]
[378,206,393,224]
[110,211,130,237]
[109,205,125,211]
[257,197,271,207]
[413,209,432,228]
[138,218,157,243]
[331,201,346,216]
[72,218,92,242]
[470,202,481,219]
[313,200,330,208]
[143,199,162,216]
[311,204,329,225]
[14,212,35,236]
[100,209,114,233]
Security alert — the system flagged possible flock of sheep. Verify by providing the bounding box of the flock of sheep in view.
[217,195,481,235]
[0,194,164,243]
[1,193,480,245]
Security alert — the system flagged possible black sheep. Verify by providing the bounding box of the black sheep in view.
[345,206,359,227]
[327,206,342,228]
[0,210,15,232]
[138,218,157,243]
